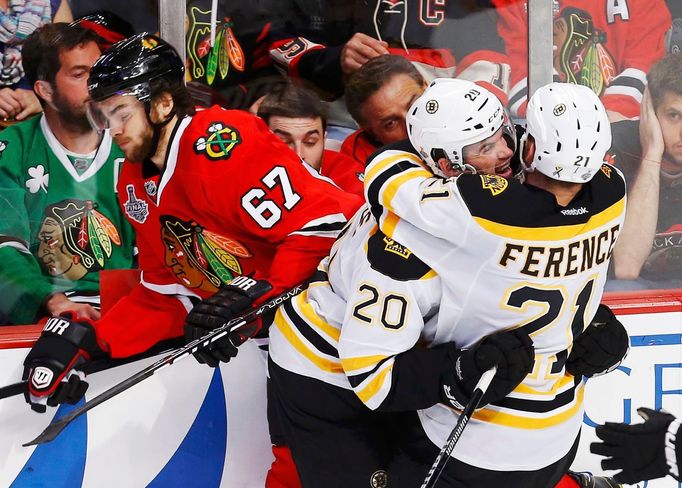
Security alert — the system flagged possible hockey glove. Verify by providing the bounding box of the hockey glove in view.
[184,276,272,367]
[22,313,105,413]
[591,408,682,484]
[566,304,629,378]
[440,328,534,410]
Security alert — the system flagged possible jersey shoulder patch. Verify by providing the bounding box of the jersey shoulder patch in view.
[367,229,433,281]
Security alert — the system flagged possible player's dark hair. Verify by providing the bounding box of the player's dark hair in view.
[22,23,100,86]
[150,77,196,119]
[345,54,424,126]
[257,83,327,131]
[647,52,682,110]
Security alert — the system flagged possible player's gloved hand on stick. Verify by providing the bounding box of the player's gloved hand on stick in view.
[440,328,534,410]
[591,407,682,484]
[184,276,272,367]
[566,304,629,378]
[22,312,105,413]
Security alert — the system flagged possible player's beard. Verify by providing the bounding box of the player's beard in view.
[51,91,91,132]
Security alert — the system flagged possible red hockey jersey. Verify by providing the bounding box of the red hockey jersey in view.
[94,106,360,357]
[495,0,670,119]
[320,149,366,198]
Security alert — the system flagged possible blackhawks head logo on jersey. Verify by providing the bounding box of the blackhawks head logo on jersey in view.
[36,199,123,281]
[160,215,252,293]
[553,7,616,96]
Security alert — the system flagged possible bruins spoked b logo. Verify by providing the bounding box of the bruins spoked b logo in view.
[369,470,388,488]
[425,99,439,114]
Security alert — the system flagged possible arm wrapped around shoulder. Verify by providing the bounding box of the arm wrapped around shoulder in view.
[591,407,682,484]
[184,276,273,367]
[22,312,106,413]
[440,328,534,410]
[566,304,629,379]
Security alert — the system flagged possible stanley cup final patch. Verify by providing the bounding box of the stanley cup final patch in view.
[123,184,149,223]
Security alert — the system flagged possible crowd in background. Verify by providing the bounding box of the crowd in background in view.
[1,0,681,325]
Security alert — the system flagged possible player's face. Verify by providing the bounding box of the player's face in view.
[90,94,154,162]
[268,115,325,171]
[462,127,515,178]
[656,90,682,173]
[360,73,425,145]
[51,41,101,127]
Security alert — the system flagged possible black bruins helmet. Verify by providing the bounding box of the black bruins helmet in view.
[88,33,184,102]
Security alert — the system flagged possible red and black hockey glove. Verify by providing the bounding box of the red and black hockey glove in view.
[184,276,272,367]
[567,304,629,379]
[591,408,682,485]
[22,313,105,413]
[440,328,534,410]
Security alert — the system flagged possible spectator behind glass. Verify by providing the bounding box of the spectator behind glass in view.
[493,0,671,122]
[269,0,510,105]
[0,23,134,324]
[341,55,426,167]
[70,10,135,50]
[258,83,366,199]
[609,53,682,289]
[0,0,72,123]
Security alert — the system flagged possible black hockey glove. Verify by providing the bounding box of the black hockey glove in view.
[440,328,534,410]
[22,313,105,413]
[565,471,622,487]
[591,408,682,484]
[567,304,629,378]
[184,276,272,367]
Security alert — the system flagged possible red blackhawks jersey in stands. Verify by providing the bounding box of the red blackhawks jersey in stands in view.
[93,106,360,357]
[495,0,670,119]
[270,0,511,103]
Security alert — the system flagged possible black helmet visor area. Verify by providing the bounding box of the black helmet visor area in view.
[88,33,184,103]
[86,90,146,133]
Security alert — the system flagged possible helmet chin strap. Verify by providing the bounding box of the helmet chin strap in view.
[142,100,177,162]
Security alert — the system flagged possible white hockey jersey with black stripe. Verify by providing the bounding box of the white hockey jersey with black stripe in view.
[357,141,627,470]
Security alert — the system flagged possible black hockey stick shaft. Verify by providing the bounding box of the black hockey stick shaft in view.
[23,283,307,447]
[420,366,497,488]
[0,380,27,400]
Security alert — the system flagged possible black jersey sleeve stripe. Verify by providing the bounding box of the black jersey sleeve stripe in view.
[283,298,339,358]
[347,355,393,388]
[491,375,581,413]
[367,159,422,223]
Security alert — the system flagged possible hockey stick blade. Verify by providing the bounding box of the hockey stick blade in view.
[420,366,497,488]
[0,380,27,400]
[23,284,307,447]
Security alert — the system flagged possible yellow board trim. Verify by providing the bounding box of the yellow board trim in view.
[356,363,393,404]
[365,152,423,185]
[341,354,389,373]
[473,198,624,241]
[274,309,343,374]
[472,384,584,429]
[295,291,341,342]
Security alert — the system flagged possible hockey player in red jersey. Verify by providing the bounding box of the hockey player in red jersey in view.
[21,33,360,487]
[494,0,671,121]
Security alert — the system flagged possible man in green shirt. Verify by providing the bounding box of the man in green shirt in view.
[0,23,134,324]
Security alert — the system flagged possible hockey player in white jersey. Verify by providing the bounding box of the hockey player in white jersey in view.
[267,80,628,487]
[356,80,628,486]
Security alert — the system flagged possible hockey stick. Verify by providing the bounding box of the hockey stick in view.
[0,380,27,400]
[420,366,497,488]
[23,283,307,447]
